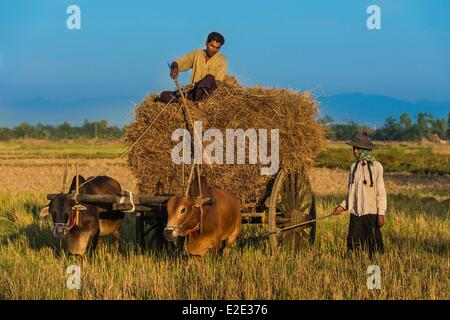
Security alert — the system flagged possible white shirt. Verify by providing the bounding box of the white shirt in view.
[340,160,387,216]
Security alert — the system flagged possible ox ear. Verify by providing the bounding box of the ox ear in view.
[72,204,87,211]
[39,206,50,218]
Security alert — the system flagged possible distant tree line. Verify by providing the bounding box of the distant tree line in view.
[1,112,448,141]
[0,120,124,140]
[320,112,449,141]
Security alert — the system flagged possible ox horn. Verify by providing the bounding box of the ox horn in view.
[61,156,69,193]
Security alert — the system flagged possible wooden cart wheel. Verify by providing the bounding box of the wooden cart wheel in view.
[135,209,168,252]
[136,209,185,252]
[136,213,146,249]
[268,169,316,252]
[136,212,159,251]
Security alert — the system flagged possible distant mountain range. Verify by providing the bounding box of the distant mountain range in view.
[319,93,449,127]
[0,93,448,128]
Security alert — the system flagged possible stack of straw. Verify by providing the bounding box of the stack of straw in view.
[125,76,324,202]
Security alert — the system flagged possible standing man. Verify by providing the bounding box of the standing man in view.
[333,132,387,258]
[160,32,227,103]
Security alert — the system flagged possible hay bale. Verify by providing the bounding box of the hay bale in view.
[125,76,324,202]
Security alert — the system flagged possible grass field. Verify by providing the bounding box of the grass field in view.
[0,139,449,299]
[318,141,450,175]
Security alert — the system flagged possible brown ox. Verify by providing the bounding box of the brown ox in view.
[164,177,241,257]
[40,175,124,255]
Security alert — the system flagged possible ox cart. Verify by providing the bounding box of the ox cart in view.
[46,81,322,253]
[46,168,317,253]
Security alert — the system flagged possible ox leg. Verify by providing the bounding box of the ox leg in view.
[223,221,241,256]
[190,255,204,265]
[111,228,121,252]
[187,237,211,258]
[205,237,222,258]
[87,228,100,255]
[67,230,91,256]
[96,237,104,249]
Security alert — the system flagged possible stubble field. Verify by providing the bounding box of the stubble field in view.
[0,139,448,299]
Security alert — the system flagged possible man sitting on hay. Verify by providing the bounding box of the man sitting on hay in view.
[159,32,227,103]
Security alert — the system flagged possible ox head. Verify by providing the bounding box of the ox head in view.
[163,195,210,242]
[40,196,87,238]
[40,161,87,238]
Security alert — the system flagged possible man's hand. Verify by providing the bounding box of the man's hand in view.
[333,206,345,215]
[377,215,385,228]
[170,62,179,80]
[184,83,194,93]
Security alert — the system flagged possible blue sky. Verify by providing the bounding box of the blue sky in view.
[1,0,450,103]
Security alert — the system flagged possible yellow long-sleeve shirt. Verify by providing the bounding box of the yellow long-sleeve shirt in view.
[176,49,227,84]
[340,160,387,216]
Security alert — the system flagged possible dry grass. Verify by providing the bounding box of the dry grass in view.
[0,140,449,300]
[431,145,450,155]
[311,167,450,198]
[0,159,135,193]
[0,139,125,159]
[318,142,450,175]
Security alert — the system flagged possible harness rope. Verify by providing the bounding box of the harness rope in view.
[166,203,203,236]
[67,208,78,231]
[121,190,136,213]
[52,208,78,234]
